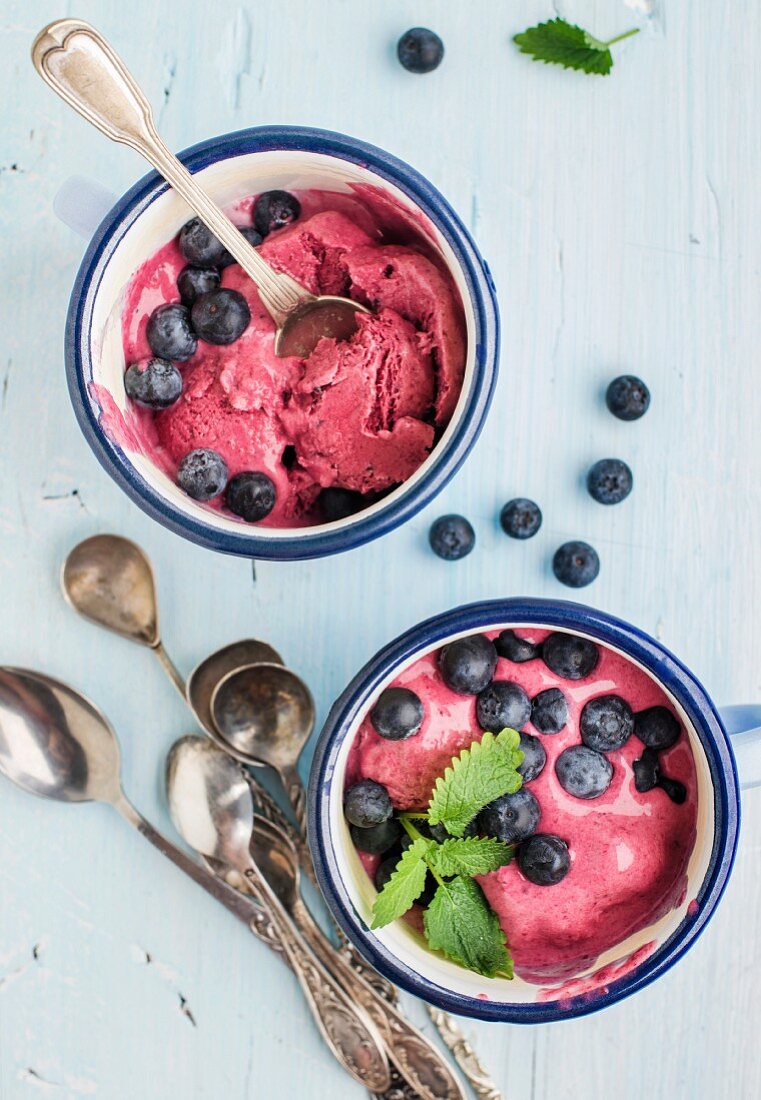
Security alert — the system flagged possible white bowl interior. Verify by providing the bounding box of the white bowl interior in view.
[88,149,479,539]
[327,623,715,1006]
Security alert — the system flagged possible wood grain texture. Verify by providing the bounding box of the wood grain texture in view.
[1,0,760,1096]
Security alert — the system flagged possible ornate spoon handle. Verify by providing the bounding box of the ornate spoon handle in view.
[425,1009,502,1100]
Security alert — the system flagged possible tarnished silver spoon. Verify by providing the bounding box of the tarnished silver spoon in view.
[210,662,315,831]
[186,641,284,749]
[165,735,390,1092]
[32,19,370,358]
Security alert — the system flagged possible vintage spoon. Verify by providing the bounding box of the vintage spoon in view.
[186,641,284,750]
[252,814,467,1100]
[32,19,370,358]
[165,735,390,1092]
[211,662,314,831]
[62,535,185,697]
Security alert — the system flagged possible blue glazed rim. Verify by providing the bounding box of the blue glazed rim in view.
[65,125,499,560]
[308,598,741,1024]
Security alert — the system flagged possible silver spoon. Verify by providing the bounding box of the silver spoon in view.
[165,735,390,1093]
[32,19,370,358]
[186,641,284,748]
[211,662,314,831]
[62,535,185,696]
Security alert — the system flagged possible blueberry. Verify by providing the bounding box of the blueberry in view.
[146,303,197,362]
[518,834,570,886]
[191,288,250,345]
[634,707,681,751]
[476,681,531,733]
[318,487,365,522]
[124,357,182,409]
[606,375,650,421]
[429,514,475,561]
[542,633,599,680]
[633,747,660,793]
[659,776,687,805]
[350,818,402,855]
[177,265,220,306]
[178,217,227,266]
[552,541,600,588]
[375,852,401,891]
[225,471,276,523]
[371,687,424,741]
[531,688,568,734]
[499,498,542,540]
[555,745,613,799]
[580,695,635,752]
[439,635,498,695]
[344,779,393,829]
[477,788,541,845]
[495,629,539,663]
[587,459,633,505]
[253,190,301,236]
[218,226,265,268]
[397,27,444,73]
[518,733,546,783]
[176,448,228,501]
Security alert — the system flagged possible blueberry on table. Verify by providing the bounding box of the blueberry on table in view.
[371,687,424,741]
[218,226,265,268]
[178,217,227,266]
[633,747,660,793]
[318,487,365,522]
[397,27,445,73]
[177,265,220,306]
[555,745,613,799]
[552,541,600,588]
[439,635,498,695]
[146,303,197,362]
[191,288,251,345]
[531,687,568,734]
[518,834,570,886]
[225,472,277,523]
[606,375,650,421]
[344,779,393,829]
[476,680,532,733]
[124,358,182,409]
[477,788,541,845]
[495,629,539,663]
[253,190,302,236]
[580,695,635,752]
[542,633,599,680]
[429,514,475,560]
[634,706,681,750]
[517,733,546,783]
[176,448,228,502]
[500,498,542,540]
[587,458,633,505]
[350,818,402,855]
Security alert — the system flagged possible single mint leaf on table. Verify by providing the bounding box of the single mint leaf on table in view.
[429,836,514,878]
[423,876,513,979]
[371,837,435,929]
[513,18,639,76]
[427,728,524,837]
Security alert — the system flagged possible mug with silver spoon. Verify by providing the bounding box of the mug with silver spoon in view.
[32,19,370,359]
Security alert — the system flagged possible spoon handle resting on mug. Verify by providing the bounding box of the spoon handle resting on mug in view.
[31,19,311,325]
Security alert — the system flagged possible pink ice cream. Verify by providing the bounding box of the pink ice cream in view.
[346,628,698,985]
[116,190,466,527]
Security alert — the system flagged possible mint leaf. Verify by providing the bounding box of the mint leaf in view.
[429,836,514,878]
[513,18,639,76]
[371,837,435,929]
[427,728,524,837]
[423,876,513,978]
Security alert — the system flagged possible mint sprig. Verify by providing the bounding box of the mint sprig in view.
[428,728,523,837]
[429,836,514,878]
[424,876,512,979]
[513,17,640,76]
[371,837,435,929]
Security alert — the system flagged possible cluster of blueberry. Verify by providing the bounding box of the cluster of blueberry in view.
[428,374,651,588]
[123,191,302,521]
[346,629,685,898]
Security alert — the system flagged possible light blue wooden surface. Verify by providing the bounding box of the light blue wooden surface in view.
[2,0,760,1096]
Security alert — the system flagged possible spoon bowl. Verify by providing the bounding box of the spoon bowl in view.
[210,663,315,768]
[187,641,284,743]
[62,534,159,647]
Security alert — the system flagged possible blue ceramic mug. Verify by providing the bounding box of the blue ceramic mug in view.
[63,126,499,560]
[308,598,761,1023]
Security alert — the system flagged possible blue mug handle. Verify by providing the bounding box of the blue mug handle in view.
[719,706,761,790]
